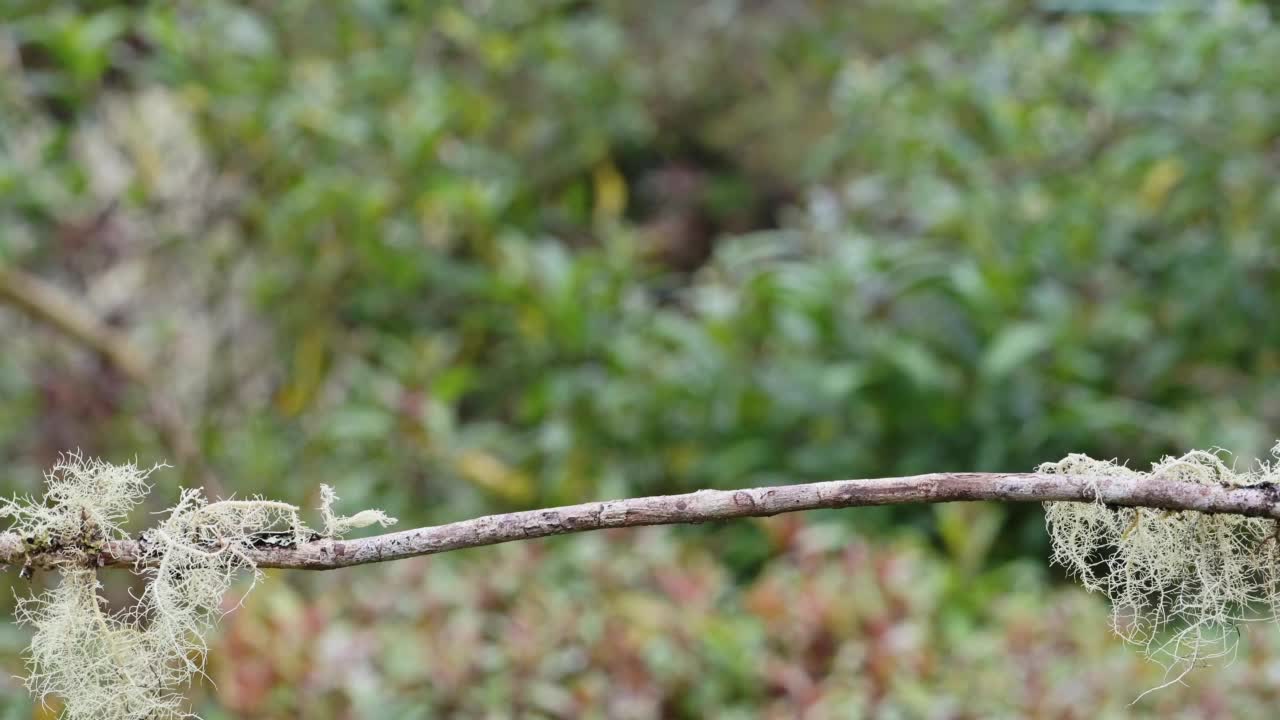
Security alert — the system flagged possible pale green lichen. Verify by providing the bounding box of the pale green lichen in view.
[4,454,396,720]
[1043,446,1280,692]
[1,453,157,555]
[318,484,397,537]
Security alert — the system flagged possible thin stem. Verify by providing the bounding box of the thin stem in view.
[0,266,226,497]
[4,471,1279,572]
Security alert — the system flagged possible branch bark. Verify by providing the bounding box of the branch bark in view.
[4,471,1279,571]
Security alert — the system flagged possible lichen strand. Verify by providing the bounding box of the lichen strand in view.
[4,455,396,719]
[1042,447,1280,684]
[318,485,396,537]
[1,453,156,556]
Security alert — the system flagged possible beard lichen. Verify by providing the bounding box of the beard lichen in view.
[2,453,396,719]
[1042,446,1280,691]
[11,446,1280,714]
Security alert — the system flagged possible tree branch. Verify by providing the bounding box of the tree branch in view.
[0,266,150,380]
[4,471,1279,571]
[0,265,226,497]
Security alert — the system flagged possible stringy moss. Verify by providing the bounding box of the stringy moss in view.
[10,447,1280,714]
[1042,445,1280,692]
[2,453,396,720]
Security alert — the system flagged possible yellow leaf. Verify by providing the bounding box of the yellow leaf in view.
[277,325,329,416]
[517,306,548,344]
[1139,158,1185,210]
[593,160,628,222]
[455,450,535,503]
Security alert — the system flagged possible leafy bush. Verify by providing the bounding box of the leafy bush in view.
[6,1,1280,511]
[5,0,1280,714]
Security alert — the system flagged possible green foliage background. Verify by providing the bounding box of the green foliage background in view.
[3,0,1280,716]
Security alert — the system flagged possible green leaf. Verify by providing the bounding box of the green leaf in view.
[981,323,1054,379]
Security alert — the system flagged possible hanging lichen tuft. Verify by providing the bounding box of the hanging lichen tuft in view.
[3,453,395,719]
[1043,446,1280,691]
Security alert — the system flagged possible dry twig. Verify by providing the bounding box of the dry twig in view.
[0,266,225,496]
[5,470,1277,571]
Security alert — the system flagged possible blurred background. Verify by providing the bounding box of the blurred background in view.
[3,0,1280,717]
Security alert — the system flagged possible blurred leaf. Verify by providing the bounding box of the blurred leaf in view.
[981,323,1054,379]
[592,160,627,223]
[454,449,535,503]
[1139,157,1186,210]
[935,503,1006,575]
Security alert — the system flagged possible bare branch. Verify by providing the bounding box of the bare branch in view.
[0,265,226,496]
[0,266,150,380]
[5,471,1279,571]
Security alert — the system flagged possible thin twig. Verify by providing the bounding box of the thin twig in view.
[0,266,150,379]
[4,471,1278,571]
[0,265,226,497]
